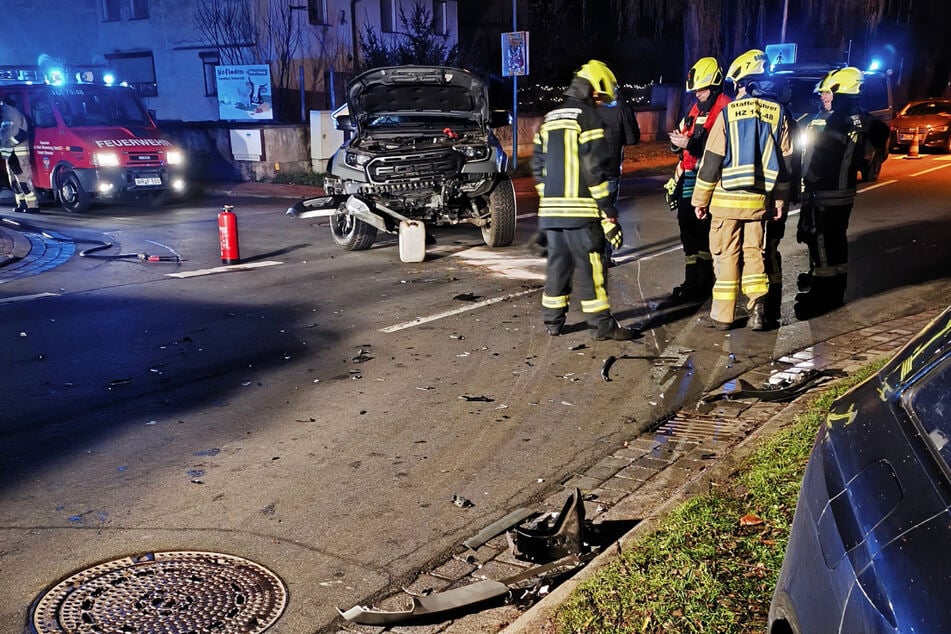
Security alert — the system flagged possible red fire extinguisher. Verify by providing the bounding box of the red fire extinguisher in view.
[218,204,240,264]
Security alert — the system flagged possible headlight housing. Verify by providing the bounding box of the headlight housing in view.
[166,149,184,165]
[455,144,489,160]
[929,125,948,133]
[345,150,371,168]
[92,151,120,167]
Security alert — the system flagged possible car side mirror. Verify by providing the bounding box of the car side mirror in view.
[489,110,512,128]
[334,114,355,133]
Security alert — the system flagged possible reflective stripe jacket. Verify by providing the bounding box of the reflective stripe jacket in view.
[803,108,869,206]
[691,95,793,220]
[533,94,614,229]
[0,103,30,154]
[676,91,732,172]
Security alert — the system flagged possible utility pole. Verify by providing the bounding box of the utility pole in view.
[511,0,518,169]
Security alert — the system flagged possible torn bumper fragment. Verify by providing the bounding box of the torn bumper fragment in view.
[337,579,509,626]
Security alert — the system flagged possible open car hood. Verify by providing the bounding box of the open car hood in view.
[347,66,489,131]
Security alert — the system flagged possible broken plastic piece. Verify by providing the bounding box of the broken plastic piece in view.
[463,508,536,551]
[601,355,617,381]
[337,579,509,625]
[513,488,586,563]
[451,494,474,508]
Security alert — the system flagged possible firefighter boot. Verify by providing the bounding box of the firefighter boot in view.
[591,318,637,341]
[671,263,699,301]
[748,298,767,331]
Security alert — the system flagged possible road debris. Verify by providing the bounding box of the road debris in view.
[451,494,475,508]
[459,394,494,402]
[601,355,618,381]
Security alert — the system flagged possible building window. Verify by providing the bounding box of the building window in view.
[130,0,149,19]
[102,0,121,21]
[200,52,220,97]
[380,0,395,33]
[433,0,447,35]
[308,0,328,24]
[105,51,158,97]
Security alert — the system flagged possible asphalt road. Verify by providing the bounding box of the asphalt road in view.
[1,152,949,632]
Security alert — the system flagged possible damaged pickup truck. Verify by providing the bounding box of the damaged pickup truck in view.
[288,65,516,262]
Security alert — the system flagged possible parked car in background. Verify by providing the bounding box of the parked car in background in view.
[772,62,892,181]
[768,305,951,634]
[889,98,951,153]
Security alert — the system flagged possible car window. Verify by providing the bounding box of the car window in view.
[902,102,951,116]
[905,355,951,470]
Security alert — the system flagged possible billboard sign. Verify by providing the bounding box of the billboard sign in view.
[215,65,274,121]
[502,32,529,77]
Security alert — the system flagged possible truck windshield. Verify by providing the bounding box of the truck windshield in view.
[52,86,151,127]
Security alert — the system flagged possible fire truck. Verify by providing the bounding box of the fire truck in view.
[0,64,185,212]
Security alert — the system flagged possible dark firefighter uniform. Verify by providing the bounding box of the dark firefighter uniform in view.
[0,97,38,213]
[668,57,731,300]
[533,60,635,341]
[796,67,869,316]
[691,49,793,330]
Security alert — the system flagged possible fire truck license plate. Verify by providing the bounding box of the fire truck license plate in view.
[135,177,162,186]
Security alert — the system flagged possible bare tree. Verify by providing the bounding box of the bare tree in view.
[359,1,458,70]
[194,0,257,65]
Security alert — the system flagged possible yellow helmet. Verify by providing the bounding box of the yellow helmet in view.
[826,67,864,95]
[726,49,769,83]
[686,57,723,92]
[814,70,836,93]
[576,60,618,101]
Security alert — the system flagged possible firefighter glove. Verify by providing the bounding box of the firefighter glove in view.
[601,218,623,250]
[663,177,678,211]
[7,152,21,176]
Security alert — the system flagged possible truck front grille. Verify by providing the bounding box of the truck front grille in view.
[367,151,461,185]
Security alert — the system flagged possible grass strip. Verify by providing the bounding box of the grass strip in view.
[554,361,885,633]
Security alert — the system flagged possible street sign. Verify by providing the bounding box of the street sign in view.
[501,31,529,77]
[765,43,797,67]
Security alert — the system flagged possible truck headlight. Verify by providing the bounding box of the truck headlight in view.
[456,144,489,160]
[345,150,371,168]
[929,125,948,133]
[166,150,184,165]
[92,151,120,167]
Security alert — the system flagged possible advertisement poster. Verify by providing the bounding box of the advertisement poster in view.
[215,65,274,121]
[501,31,529,77]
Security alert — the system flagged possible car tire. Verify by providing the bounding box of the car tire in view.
[57,168,91,213]
[482,175,516,248]
[331,205,377,250]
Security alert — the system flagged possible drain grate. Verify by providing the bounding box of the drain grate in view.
[30,551,287,634]
[653,411,754,443]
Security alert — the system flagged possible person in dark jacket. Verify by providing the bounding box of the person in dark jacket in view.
[667,56,731,300]
[795,67,870,318]
[533,60,637,341]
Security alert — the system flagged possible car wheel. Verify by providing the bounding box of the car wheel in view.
[330,205,377,250]
[57,168,91,213]
[861,151,882,182]
[482,175,516,248]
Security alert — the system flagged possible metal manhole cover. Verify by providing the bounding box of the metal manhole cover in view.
[30,551,287,634]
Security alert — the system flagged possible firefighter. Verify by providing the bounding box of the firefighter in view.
[533,60,637,341]
[0,95,38,213]
[795,67,869,318]
[794,71,835,294]
[666,56,731,301]
[691,49,794,331]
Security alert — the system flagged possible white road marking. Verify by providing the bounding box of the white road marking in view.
[0,292,60,305]
[166,261,283,278]
[380,287,541,333]
[857,179,898,193]
[911,163,951,177]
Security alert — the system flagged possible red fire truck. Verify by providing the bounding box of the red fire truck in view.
[0,64,185,212]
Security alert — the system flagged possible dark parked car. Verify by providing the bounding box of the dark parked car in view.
[768,305,951,634]
[889,98,951,153]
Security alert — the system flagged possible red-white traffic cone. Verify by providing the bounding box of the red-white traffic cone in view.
[906,126,921,159]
